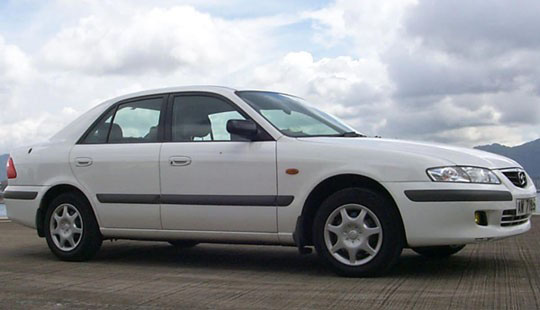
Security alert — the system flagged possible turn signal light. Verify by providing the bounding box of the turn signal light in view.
[474,211,487,226]
[7,157,17,179]
[286,168,299,175]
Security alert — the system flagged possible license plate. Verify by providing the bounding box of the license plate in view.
[516,198,536,216]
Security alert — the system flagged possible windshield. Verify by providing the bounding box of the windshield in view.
[236,91,359,137]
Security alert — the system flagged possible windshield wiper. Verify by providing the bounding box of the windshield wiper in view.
[341,131,366,137]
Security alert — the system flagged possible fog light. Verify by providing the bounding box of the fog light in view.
[475,211,488,226]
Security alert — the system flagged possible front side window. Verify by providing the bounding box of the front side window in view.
[171,95,246,142]
[82,97,163,144]
[236,91,357,137]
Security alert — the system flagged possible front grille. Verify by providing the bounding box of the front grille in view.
[502,170,527,188]
[501,209,530,227]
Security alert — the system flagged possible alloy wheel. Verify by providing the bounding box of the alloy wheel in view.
[323,203,383,266]
[49,204,83,252]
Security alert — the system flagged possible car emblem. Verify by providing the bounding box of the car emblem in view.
[518,171,527,186]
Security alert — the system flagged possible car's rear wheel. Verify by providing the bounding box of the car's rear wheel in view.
[168,240,199,248]
[313,188,404,277]
[412,245,465,258]
[44,192,102,261]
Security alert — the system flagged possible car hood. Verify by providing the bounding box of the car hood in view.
[297,137,521,169]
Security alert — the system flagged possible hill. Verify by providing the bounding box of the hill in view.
[475,139,540,178]
[0,154,8,182]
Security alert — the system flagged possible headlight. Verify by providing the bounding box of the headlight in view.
[427,166,501,184]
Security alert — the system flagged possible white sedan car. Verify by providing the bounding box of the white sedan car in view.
[4,86,537,276]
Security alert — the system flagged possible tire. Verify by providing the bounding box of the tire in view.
[412,245,465,258]
[168,240,199,248]
[44,192,102,261]
[313,188,404,277]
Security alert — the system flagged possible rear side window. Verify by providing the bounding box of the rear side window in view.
[82,97,163,144]
[110,99,162,143]
[83,109,114,144]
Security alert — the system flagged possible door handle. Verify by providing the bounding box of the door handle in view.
[75,157,93,167]
[169,156,191,166]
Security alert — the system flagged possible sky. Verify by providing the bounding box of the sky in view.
[0,0,539,153]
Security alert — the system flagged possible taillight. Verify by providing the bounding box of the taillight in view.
[7,157,17,179]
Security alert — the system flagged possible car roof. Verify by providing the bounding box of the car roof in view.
[106,85,238,103]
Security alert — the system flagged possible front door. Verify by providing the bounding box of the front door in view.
[159,93,278,232]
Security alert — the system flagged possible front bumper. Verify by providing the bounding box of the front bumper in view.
[384,181,536,247]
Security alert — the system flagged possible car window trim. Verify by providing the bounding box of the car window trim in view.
[164,91,274,143]
[77,94,168,145]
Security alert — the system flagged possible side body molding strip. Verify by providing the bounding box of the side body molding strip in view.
[96,194,160,204]
[404,190,513,202]
[3,191,38,200]
[96,194,294,207]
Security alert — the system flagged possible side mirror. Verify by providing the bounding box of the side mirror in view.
[227,119,258,140]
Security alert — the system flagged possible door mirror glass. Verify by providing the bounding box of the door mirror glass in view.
[226,119,258,140]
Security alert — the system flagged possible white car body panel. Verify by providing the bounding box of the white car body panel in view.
[4,185,49,227]
[159,141,277,232]
[4,86,537,249]
[70,143,162,229]
[99,228,280,244]
[384,180,532,246]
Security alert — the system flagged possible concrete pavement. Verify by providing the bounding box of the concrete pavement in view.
[0,218,539,309]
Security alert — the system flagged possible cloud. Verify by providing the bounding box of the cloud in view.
[0,108,81,150]
[244,51,394,134]
[0,35,34,108]
[0,0,539,153]
[0,3,298,152]
[40,6,275,76]
[384,46,525,98]
[405,0,540,58]
[298,0,540,147]
[0,36,32,82]
[249,51,389,104]
[376,0,540,145]
[305,0,416,55]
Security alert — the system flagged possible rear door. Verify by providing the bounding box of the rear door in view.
[70,96,165,229]
[159,93,279,232]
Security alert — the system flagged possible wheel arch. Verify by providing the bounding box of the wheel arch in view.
[36,184,97,237]
[294,173,406,248]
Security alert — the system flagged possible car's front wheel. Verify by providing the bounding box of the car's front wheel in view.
[313,188,404,277]
[44,192,102,261]
[412,245,466,258]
